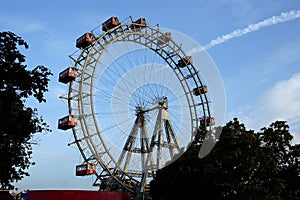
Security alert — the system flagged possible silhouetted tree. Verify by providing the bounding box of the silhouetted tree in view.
[150,118,300,199]
[0,31,52,189]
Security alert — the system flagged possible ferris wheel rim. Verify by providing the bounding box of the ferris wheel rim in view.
[67,23,212,192]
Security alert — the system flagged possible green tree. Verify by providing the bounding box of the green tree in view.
[0,31,52,189]
[150,118,300,199]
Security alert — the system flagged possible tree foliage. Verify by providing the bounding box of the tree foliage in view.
[0,31,53,189]
[150,118,300,199]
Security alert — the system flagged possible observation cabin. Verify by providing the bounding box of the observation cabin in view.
[177,56,193,68]
[130,17,147,30]
[102,16,120,32]
[76,32,95,49]
[76,163,96,176]
[193,85,208,96]
[58,114,78,130]
[157,32,172,45]
[58,66,78,84]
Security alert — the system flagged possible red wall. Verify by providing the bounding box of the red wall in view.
[25,190,131,200]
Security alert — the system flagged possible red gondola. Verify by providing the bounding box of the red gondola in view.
[102,16,120,32]
[58,115,78,130]
[130,17,147,29]
[200,117,215,127]
[177,56,193,68]
[157,32,172,45]
[58,67,78,84]
[76,32,95,49]
[76,163,96,176]
[193,85,208,96]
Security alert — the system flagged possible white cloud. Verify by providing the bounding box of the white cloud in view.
[227,73,300,144]
[205,9,300,49]
[261,73,300,122]
[187,9,300,55]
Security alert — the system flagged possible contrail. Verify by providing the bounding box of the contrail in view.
[205,9,300,49]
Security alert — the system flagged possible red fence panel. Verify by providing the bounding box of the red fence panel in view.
[25,190,131,200]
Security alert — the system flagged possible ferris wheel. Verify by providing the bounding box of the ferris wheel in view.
[58,16,215,199]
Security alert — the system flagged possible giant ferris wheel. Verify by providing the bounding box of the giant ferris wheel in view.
[58,16,216,199]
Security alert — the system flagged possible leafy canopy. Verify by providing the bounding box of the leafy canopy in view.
[150,118,300,200]
[0,31,52,189]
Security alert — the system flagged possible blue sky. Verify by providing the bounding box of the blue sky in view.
[1,0,300,192]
